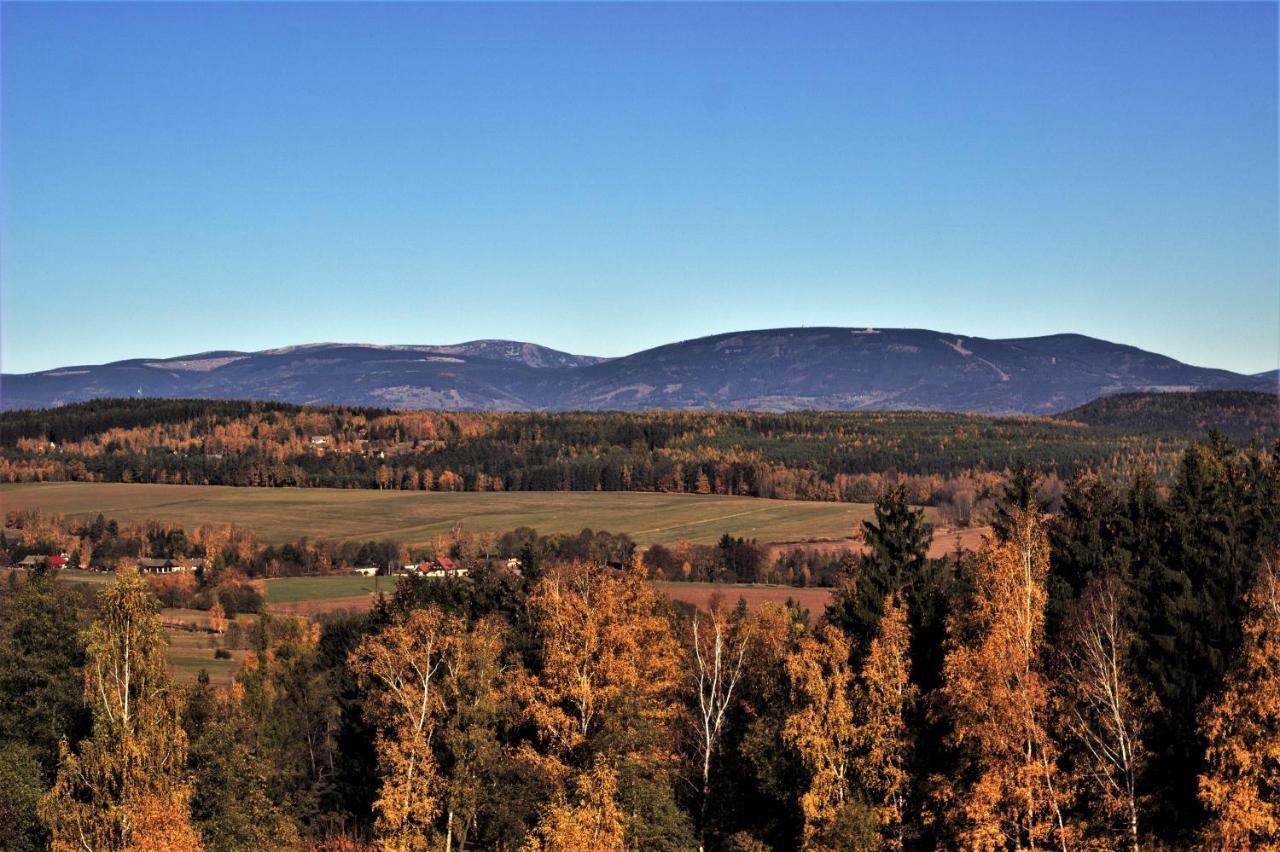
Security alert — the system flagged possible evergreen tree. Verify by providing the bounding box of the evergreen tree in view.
[827,486,931,659]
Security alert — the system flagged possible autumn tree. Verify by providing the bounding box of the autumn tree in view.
[184,673,300,850]
[783,623,872,848]
[237,616,340,831]
[350,605,469,849]
[528,760,625,851]
[208,598,227,634]
[718,600,808,848]
[1198,554,1280,848]
[688,601,750,849]
[39,568,202,850]
[435,617,517,852]
[853,592,916,849]
[1055,574,1150,849]
[938,508,1070,850]
[523,559,689,847]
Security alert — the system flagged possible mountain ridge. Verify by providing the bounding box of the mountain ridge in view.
[3,327,1273,414]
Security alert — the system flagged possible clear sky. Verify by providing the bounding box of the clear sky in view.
[2,2,1277,375]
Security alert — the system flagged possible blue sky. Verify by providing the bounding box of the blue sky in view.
[2,2,1276,375]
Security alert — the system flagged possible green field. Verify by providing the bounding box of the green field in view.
[0,482,906,546]
[264,574,401,604]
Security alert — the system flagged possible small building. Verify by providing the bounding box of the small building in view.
[422,557,468,579]
[15,554,66,570]
[137,557,197,574]
[352,566,379,577]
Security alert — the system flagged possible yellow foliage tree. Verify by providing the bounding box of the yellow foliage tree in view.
[39,568,202,850]
[208,599,227,634]
[1057,574,1150,850]
[783,623,859,848]
[528,760,626,851]
[939,508,1070,850]
[1199,555,1280,848]
[523,559,681,776]
[350,605,470,850]
[853,592,916,849]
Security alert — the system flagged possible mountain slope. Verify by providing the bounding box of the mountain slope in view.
[2,328,1270,414]
[1058,390,1280,443]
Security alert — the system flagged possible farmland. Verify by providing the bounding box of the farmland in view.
[0,481,905,547]
[656,580,833,614]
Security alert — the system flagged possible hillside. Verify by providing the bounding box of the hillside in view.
[1060,390,1280,443]
[0,397,1237,509]
[3,327,1270,414]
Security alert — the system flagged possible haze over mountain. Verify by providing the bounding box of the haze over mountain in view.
[3,328,1273,415]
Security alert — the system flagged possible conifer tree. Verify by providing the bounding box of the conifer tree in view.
[827,486,931,659]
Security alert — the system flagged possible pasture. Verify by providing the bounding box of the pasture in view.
[0,482,906,546]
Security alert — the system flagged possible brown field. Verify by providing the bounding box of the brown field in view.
[766,525,989,560]
[656,581,833,614]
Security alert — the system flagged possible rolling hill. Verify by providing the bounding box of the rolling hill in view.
[3,327,1271,414]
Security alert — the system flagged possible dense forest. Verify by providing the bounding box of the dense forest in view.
[2,436,1277,849]
[3,395,1275,513]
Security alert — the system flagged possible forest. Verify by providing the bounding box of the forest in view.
[2,395,1275,516]
[1,435,1276,850]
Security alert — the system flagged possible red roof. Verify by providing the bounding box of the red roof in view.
[48,556,67,567]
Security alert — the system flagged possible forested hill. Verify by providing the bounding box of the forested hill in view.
[1059,390,1279,443]
[1,395,1268,511]
[4,327,1271,414]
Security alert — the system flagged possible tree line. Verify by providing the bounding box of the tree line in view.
[0,436,1276,849]
[0,398,1231,514]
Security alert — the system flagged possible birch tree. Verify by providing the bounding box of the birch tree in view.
[39,568,201,851]
[1057,574,1150,850]
[689,603,750,849]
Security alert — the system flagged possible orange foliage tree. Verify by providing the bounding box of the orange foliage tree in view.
[1198,555,1280,848]
[938,508,1070,850]
[527,760,625,851]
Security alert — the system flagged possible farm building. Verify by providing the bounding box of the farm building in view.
[403,558,469,579]
[15,554,67,570]
[137,557,203,574]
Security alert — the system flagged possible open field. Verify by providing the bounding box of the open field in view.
[657,581,833,614]
[164,626,246,685]
[0,482,909,546]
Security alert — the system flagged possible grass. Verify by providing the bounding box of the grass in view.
[164,627,245,685]
[0,482,909,546]
[264,574,400,604]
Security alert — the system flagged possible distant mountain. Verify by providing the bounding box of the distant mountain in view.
[1059,390,1280,443]
[2,328,1272,414]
